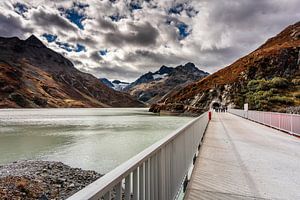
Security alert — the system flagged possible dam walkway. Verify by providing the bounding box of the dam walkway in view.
[184,112,300,200]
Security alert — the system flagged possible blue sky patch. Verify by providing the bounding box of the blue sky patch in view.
[169,4,184,15]
[129,2,142,11]
[75,44,86,52]
[55,41,86,52]
[99,49,108,56]
[42,33,57,43]
[177,23,190,39]
[59,3,89,30]
[13,2,28,15]
[56,41,72,52]
[109,13,125,22]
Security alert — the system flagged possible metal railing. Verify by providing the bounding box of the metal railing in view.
[228,109,300,136]
[67,112,209,200]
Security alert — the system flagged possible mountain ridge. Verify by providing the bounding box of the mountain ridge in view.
[0,35,144,108]
[124,62,209,103]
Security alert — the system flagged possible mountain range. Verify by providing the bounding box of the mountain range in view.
[1,22,299,113]
[0,35,144,108]
[100,63,209,104]
[150,21,300,115]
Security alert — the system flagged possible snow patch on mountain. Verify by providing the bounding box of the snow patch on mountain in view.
[153,73,168,80]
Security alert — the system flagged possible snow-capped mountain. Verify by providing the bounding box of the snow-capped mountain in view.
[99,78,129,91]
[125,63,209,103]
[112,80,130,91]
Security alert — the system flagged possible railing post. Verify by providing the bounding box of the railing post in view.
[291,114,293,135]
[115,182,122,200]
[139,164,144,200]
[133,169,138,200]
[145,159,150,200]
[279,114,281,130]
[159,148,166,200]
[104,191,111,200]
[150,156,155,200]
[125,174,131,200]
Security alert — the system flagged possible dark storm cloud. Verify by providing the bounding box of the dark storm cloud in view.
[104,22,159,47]
[31,8,78,31]
[84,64,141,80]
[68,36,98,47]
[123,49,184,64]
[90,51,103,62]
[0,13,33,38]
[98,17,117,31]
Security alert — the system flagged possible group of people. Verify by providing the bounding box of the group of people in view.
[214,106,228,112]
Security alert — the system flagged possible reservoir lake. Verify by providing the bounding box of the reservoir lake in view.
[0,108,193,173]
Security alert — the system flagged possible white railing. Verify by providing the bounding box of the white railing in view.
[228,109,300,136]
[67,112,209,200]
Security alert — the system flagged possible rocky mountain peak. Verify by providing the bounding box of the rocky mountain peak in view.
[25,35,46,48]
[157,65,173,75]
[174,62,209,76]
[178,62,197,71]
[184,62,196,68]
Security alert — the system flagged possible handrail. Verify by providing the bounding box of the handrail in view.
[228,109,300,136]
[67,112,209,200]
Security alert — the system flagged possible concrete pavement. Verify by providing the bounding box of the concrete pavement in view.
[184,112,300,200]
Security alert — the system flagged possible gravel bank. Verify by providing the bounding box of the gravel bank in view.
[0,160,102,200]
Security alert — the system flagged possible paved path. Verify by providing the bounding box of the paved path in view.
[184,112,300,200]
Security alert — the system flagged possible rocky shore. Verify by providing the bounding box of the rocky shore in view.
[0,160,102,200]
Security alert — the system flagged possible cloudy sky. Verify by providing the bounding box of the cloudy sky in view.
[0,0,299,82]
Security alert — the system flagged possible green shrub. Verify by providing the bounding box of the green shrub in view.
[269,77,289,88]
[245,77,294,110]
[256,100,270,110]
[247,79,270,91]
[257,79,270,91]
[269,96,294,105]
[247,80,260,92]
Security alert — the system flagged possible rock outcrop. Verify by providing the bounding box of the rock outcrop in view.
[0,160,101,200]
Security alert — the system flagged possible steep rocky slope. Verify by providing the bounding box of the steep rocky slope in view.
[150,21,300,115]
[125,63,209,104]
[0,35,144,108]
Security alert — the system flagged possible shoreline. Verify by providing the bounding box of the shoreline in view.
[0,160,102,200]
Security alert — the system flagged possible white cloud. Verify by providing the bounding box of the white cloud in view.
[0,0,299,82]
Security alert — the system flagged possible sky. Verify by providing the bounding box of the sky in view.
[0,0,300,82]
